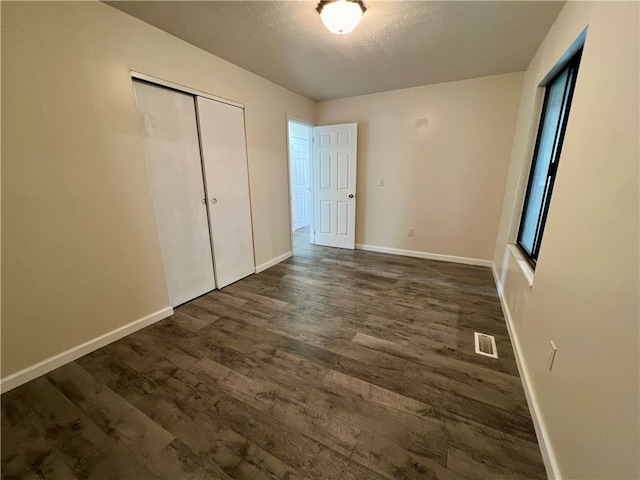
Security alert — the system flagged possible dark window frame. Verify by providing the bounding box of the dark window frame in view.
[516,49,582,268]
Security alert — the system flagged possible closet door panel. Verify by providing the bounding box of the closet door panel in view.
[196,97,255,288]
[133,81,216,306]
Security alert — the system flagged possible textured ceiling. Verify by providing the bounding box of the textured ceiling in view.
[106,1,565,101]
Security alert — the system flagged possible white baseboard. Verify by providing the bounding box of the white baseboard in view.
[491,264,560,479]
[256,251,293,273]
[355,244,493,267]
[0,306,173,394]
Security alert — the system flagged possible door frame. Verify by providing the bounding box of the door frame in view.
[286,115,315,252]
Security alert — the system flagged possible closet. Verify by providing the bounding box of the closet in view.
[133,78,255,307]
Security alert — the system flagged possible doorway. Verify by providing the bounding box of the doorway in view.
[287,119,313,254]
[287,119,359,255]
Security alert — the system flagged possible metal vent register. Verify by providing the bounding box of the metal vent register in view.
[474,332,498,359]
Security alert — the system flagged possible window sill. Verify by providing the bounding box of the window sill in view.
[507,244,535,288]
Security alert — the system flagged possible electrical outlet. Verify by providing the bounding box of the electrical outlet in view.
[407,227,414,237]
[377,177,384,187]
[548,341,557,371]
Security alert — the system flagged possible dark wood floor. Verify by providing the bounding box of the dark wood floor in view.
[2,227,546,479]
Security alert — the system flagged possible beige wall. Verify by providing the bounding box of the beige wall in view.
[317,73,523,261]
[493,2,639,478]
[1,1,315,378]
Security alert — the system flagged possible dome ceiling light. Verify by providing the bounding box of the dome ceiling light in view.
[316,0,367,35]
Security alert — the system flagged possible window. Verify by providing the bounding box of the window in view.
[517,49,582,267]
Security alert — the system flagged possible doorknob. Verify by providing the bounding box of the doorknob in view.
[211,198,218,205]
[201,199,206,205]
[349,194,354,199]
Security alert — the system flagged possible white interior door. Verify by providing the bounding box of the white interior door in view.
[196,96,255,289]
[133,80,216,306]
[289,122,311,230]
[312,123,358,249]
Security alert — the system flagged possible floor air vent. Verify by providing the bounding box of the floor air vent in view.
[474,332,498,359]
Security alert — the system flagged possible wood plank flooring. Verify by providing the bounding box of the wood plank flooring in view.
[2,227,546,479]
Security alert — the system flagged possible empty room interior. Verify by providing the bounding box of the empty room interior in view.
[1,1,639,479]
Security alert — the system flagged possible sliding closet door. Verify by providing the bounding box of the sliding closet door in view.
[133,81,216,306]
[196,97,255,288]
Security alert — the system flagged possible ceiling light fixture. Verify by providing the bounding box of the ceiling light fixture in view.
[316,0,367,35]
